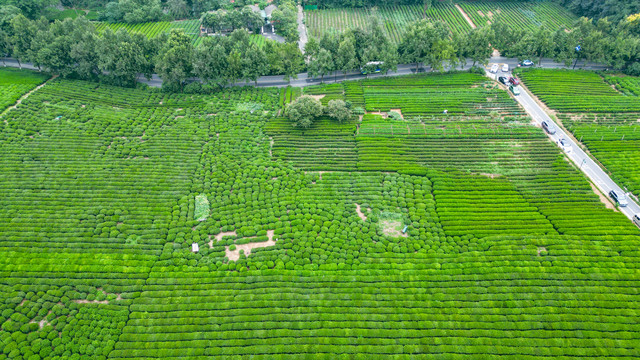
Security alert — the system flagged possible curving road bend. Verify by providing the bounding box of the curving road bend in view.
[490,66,640,222]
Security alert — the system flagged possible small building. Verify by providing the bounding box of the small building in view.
[192,243,199,253]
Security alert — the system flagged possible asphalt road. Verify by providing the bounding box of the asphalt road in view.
[1,56,609,88]
[492,66,640,222]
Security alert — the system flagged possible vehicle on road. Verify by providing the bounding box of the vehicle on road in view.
[541,120,556,134]
[502,64,509,72]
[498,76,508,85]
[361,61,383,75]
[558,138,572,153]
[509,77,520,86]
[509,85,521,96]
[609,189,629,207]
[520,60,534,67]
[633,214,640,227]
[490,64,499,73]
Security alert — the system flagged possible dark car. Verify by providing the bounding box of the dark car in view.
[541,120,556,134]
[509,77,520,86]
[498,76,508,85]
[520,60,534,67]
[609,190,629,207]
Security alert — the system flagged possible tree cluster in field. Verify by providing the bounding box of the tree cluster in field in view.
[559,0,640,21]
[285,95,352,128]
[200,6,264,35]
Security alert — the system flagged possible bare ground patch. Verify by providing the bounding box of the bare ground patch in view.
[455,4,476,28]
[381,220,408,238]
[479,173,502,179]
[589,182,618,211]
[355,203,367,221]
[307,95,326,101]
[226,230,276,261]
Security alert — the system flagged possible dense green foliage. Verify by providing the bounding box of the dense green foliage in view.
[3,68,640,358]
[0,67,48,110]
[559,0,640,21]
[518,68,640,199]
[200,6,263,34]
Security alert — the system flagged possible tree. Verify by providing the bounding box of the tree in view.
[97,28,149,87]
[6,0,56,20]
[272,42,304,83]
[304,36,320,63]
[155,29,194,90]
[193,38,229,88]
[100,0,163,23]
[463,27,493,67]
[398,19,451,71]
[242,44,269,85]
[336,35,357,79]
[0,28,9,66]
[9,15,38,68]
[309,48,334,82]
[271,0,299,43]
[167,0,189,20]
[285,95,323,128]
[325,99,351,122]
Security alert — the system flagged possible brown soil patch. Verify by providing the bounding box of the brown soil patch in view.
[358,115,364,122]
[479,173,502,179]
[455,4,476,29]
[209,230,237,248]
[307,95,325,101]
[226,230,276,261]
[477,10,484,16]
[381,220,408,238]
[175,116,184,119]
[487,11,494,19]
[355,203,367,221]
[269,137,274,157]
[19,299,27,307]
[537,246,547,256]
[207,113,217,116]
[589,182,618,211]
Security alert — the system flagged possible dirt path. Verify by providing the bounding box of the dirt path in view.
[589,181,618,211]
[355,203,367,221]
[226,230,276,261]
[1,75,57,122]
[455,4,476,29]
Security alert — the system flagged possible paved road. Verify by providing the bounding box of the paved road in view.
[492,66,640,222]
[297,5,308,53]
[1,56,609,89]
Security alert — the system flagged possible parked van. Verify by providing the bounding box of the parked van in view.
[633,214,640,227]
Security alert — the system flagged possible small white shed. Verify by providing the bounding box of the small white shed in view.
[192,243,200,253]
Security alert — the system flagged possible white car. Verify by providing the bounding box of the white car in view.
[502,64,509,72]
[490,64,499,73]
[559,138,572,153]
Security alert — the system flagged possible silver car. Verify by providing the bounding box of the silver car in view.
[609,190,629,207]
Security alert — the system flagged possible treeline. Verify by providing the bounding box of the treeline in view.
[2,9,640,91]
[0,15,304,90]
[559,0,640,21]
[303,0,424,9]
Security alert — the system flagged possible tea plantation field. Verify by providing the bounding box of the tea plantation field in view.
[1,69,640,359]
[459,0,577,31]
[517,68,640,199]
[305,3,471,41]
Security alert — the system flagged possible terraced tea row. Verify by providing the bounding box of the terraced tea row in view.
[459,1,577,31]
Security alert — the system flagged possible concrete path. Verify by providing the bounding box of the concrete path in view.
[297,5,308,53]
